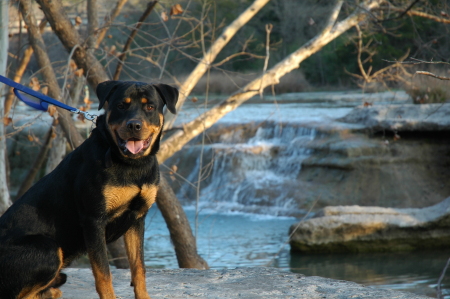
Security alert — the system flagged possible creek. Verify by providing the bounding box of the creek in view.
[147,91,450,298]
[144,207,449,298]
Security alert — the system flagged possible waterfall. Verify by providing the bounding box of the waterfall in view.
[170,122,316,216]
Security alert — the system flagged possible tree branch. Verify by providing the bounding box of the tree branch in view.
[378,0,421,22]
[4,18,47,118]
[113,1,158,80]
[96,0,129,48]
[36,0,110,88]
[158,0,383,163]
[163,0,271,129]
[415,71,450,80]
[389,7,450,24]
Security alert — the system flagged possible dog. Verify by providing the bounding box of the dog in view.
[0,80,178,299]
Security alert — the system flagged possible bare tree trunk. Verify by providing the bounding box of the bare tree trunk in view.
[157,175,209,269]
[163,0,271,129]
[157,0,383,163]
[87,0,99,49]
[4,19,47,117]
[107,237,130,269]
[45,125,66,174]
[19,0,84,149]
[0,0,12,214]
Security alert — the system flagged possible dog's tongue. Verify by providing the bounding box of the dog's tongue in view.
[126,139,144,154]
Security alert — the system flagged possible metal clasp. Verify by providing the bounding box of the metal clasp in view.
[73,109,97,122]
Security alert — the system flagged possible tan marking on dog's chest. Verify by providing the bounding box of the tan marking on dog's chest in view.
[103,185,140,212]
[103,184,158,218]
[136,184,158,218]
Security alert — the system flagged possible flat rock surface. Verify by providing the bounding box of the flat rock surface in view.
[339,103,450,131]
[60,267,431,298]
[290,197,450,253]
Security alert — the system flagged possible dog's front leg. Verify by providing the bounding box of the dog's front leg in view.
[83,218,116,299]
[124,217,151,299]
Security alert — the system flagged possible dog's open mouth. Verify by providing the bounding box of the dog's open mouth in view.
[116,133,152,155]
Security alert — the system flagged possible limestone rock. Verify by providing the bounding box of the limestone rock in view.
[290,197,450,253]
[60,267,430,298]
[340,103,450,132]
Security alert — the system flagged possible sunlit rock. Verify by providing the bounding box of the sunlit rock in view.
[289,197,450,253]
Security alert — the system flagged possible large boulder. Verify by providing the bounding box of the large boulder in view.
[290,197,450,253]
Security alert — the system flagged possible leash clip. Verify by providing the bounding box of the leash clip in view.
[74,109,97,122]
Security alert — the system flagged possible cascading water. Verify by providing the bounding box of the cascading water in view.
[171,122,316,216]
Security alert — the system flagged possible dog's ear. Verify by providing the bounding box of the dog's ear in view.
[153,84,179,114]
[96,81,120,111]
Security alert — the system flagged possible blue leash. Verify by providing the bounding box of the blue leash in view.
[0,75,96,121]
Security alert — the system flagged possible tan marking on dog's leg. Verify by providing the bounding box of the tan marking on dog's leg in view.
[90,263,116,299]
[124,228,151,299]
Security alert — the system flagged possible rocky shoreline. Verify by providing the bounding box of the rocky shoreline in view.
[60,267,432,298]
[289,197,450,253]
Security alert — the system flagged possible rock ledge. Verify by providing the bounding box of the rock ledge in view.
[290,197,450,253]
[60,267,431,298]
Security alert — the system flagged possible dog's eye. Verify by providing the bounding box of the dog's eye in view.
[118,103,125,110]
[145,105,155,111]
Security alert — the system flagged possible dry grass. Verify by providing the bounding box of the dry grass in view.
[404,66,450,104]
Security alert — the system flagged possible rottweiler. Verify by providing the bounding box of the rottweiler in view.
[0,80,178,299]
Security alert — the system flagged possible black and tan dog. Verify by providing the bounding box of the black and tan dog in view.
[0,80,178,299]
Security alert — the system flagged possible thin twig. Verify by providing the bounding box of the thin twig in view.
[195,0,211,242]
[95,0,128,48]
[415,71,450,80]
[383,57,450,66]
[386,6,450,24]
[437,257,450,299]
[355,24,368,82]
[61,44,80,99]
[377,0,421,22]
[113,1,158,80]
[265,197,319,267]
[259,23,272,98]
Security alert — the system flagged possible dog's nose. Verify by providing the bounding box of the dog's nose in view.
[126,120,142,131]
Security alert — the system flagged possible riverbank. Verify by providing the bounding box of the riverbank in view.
[61,267,432,298]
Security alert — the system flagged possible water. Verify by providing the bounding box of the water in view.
[144,207,450,298]
[153,91,448,297]
[175,123,317,217]
[143,207,297,269]
[290,251,450,298]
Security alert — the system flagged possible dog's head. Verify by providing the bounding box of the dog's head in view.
[96,80,178,159]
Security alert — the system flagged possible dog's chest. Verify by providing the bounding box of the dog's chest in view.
[103,184,157,219]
